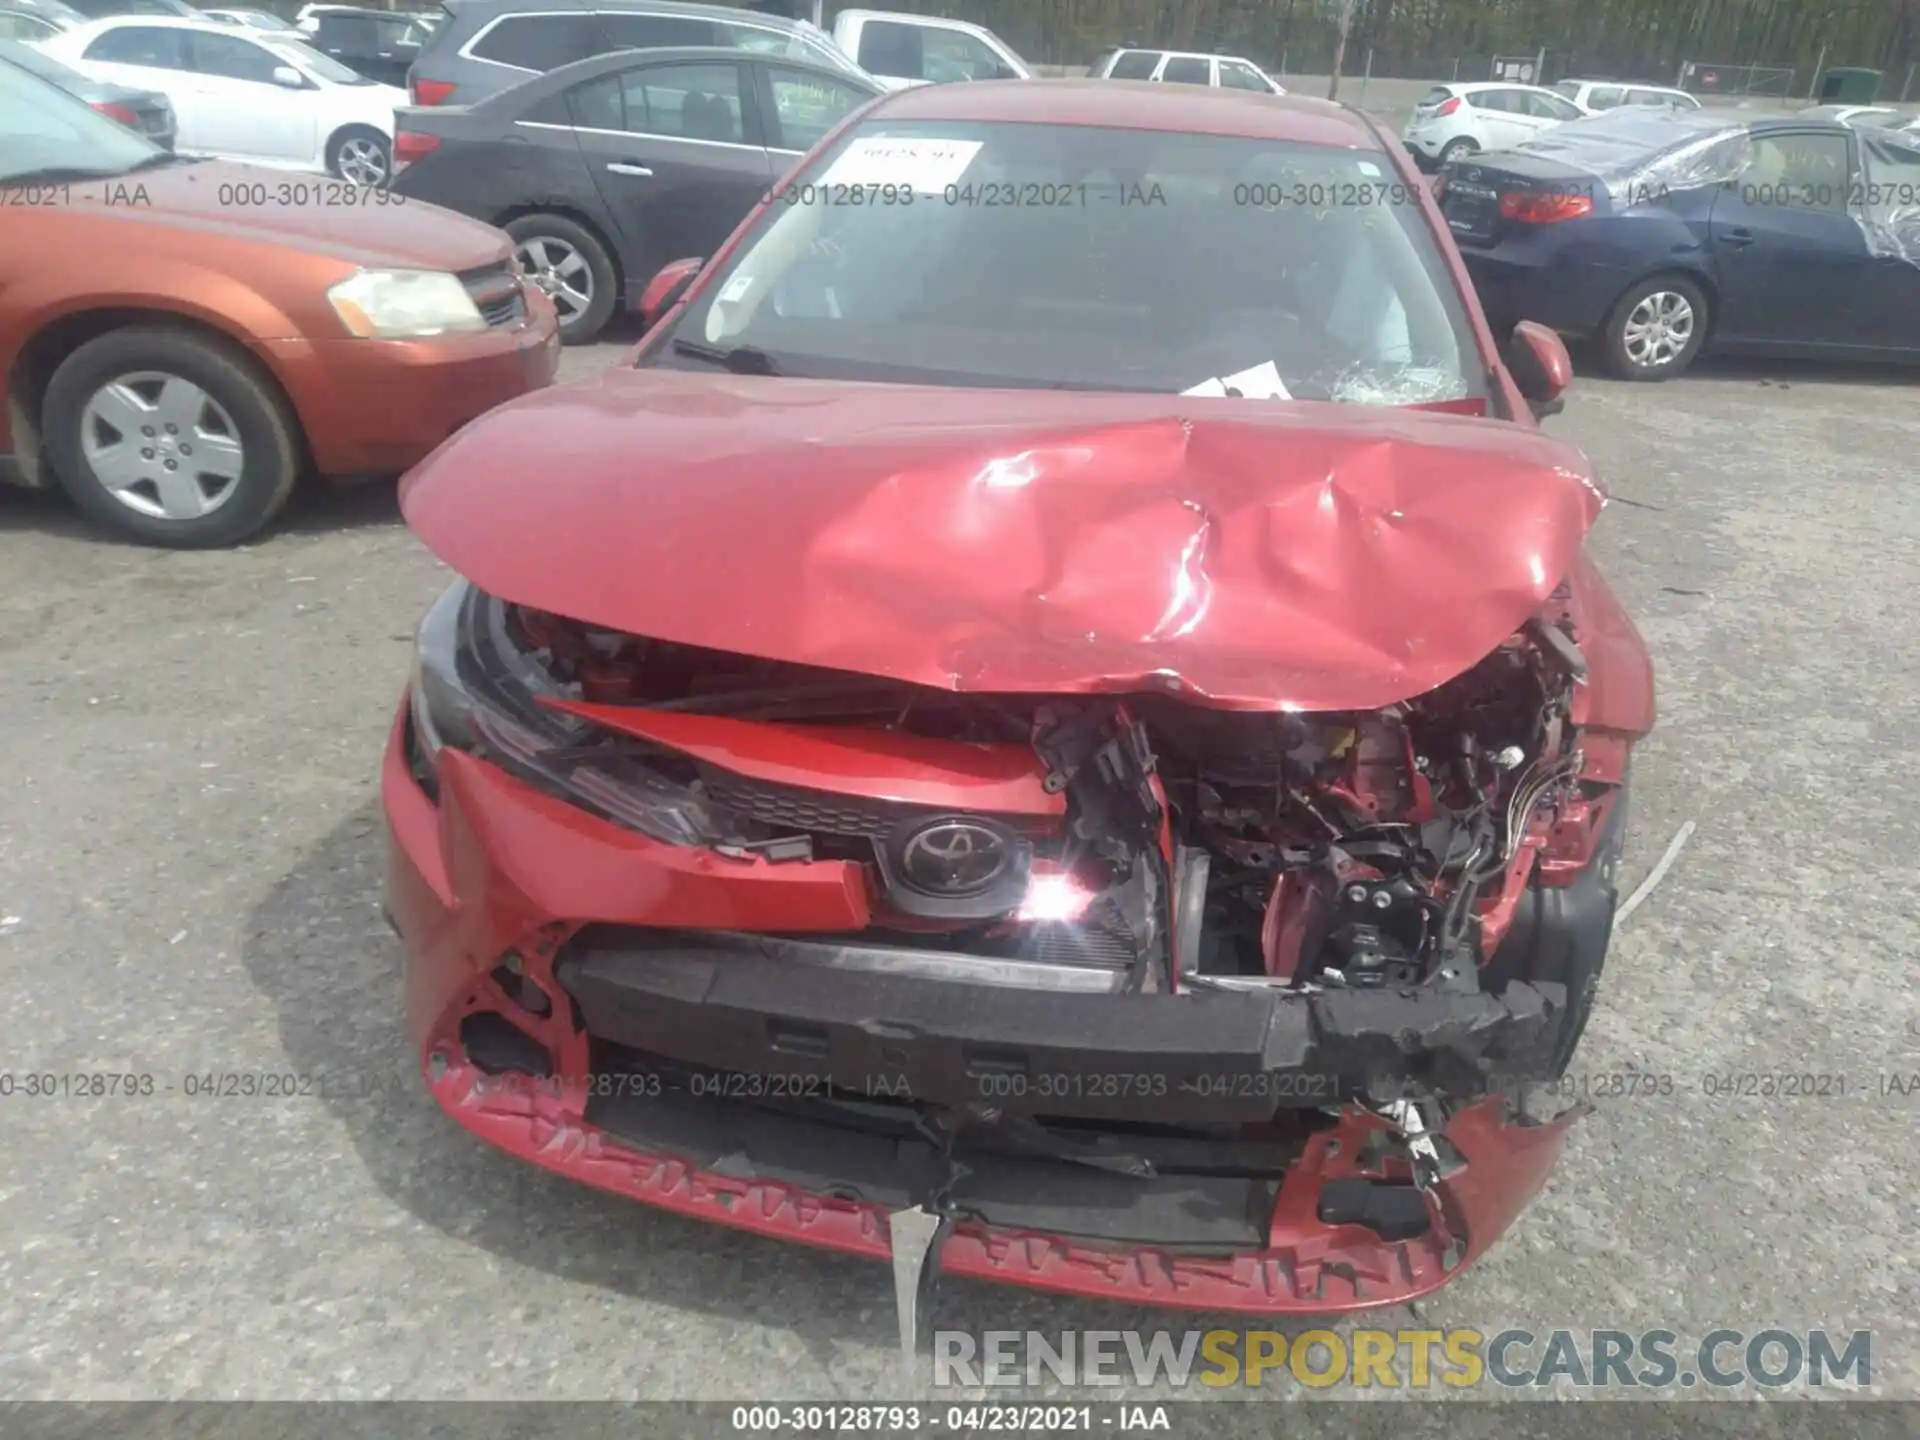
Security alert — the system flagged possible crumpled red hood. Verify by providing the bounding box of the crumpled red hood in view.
[401,369,1606,712]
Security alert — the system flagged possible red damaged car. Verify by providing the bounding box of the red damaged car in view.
[382,81,1654,1336]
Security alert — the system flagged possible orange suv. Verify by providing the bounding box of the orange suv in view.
[0,51,560,548]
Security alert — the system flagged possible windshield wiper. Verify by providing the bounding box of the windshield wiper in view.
[670,338,781,376]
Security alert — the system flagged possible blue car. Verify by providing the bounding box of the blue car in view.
[1439,108,1920,379]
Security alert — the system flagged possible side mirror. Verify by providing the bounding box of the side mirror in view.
[271,65,306,88]
[1506,320,1572,419]
[640,256,703,329]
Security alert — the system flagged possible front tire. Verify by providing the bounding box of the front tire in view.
[327,125,391,187]
[42,326,301,549]
[1601,274,1709,380]
[505,214,617,344]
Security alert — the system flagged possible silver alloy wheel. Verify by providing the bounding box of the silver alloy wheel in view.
[516,237,593,322]
[336,134,388,186]
[79,371,245,521]
[1622,289,1695,368]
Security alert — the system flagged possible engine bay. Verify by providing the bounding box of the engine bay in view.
[502,599,1602,1000]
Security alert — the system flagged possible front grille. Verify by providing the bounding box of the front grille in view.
[698,765,921,840]
[459,261,527,328]
[696,765,1055,850]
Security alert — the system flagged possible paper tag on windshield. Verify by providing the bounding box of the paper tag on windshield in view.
[717,275,754,304]
[818,137,982,194]
[1183,360,1291,400]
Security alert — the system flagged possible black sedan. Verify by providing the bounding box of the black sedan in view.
[0,34,172,148]
[391,45,881,342]
[1439,108,1920,378]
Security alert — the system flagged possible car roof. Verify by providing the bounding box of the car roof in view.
[443,0,816,27]
[1114,48,1258,61]
[59,13,254,31]
[1453,80,1565,94]
[508,42,877,99]
[872,76,1376,145]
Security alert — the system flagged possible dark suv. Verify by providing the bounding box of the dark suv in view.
[406,0,865,107]
[308,5,435,86]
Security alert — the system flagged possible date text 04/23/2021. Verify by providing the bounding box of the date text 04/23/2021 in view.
[729,1405,1172,1432]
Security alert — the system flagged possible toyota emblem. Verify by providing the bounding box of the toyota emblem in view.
[898,819,1010,896]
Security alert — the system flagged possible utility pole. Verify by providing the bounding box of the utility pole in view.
[1327,0,1358,101]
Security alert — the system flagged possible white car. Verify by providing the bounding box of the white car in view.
[1401,81,1584,168]
[829,8,1028,89]
[199,7,299,33]
[1552,78,1701,115]
[41,16,406,183]
[1094,46,1284,94]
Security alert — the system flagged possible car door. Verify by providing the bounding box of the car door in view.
[1159,55,1209,86]
[181,29,315,161]
[1105,49,1158,81]
[1515,90,1578,138]
[1708,129,1876,350]
[915,22,1020,81]
[1217,59,1271,93]
[573,58,776,296]
[758,62,873,163]
[1465,89,1528,148]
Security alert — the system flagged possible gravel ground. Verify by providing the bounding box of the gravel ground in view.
[0,325,1914,1408]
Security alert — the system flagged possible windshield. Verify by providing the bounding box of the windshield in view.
[666,120,1484,404]
[0,45,160,183]
[267,37,369,83]
[236,9,296,29]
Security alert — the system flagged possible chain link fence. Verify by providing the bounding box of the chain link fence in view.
[1677,61,1798,97]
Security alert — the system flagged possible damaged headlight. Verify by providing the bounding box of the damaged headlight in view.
[407,580,714,846]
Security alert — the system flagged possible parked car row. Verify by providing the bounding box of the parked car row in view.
[1438,106,1920,379]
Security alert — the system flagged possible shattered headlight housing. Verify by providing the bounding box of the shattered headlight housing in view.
[407,580,715,845]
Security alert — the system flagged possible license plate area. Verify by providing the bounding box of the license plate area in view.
[1442,182,1498,240]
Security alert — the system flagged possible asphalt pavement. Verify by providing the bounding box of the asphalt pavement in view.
[0,326,1915,1406]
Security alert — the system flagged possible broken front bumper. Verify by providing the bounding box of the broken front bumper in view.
[383,707,1582,1313]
